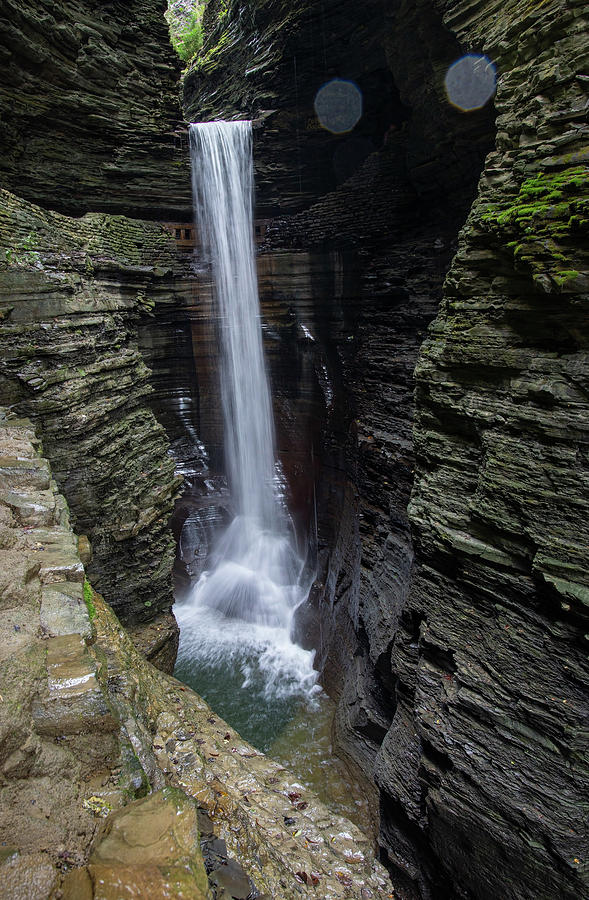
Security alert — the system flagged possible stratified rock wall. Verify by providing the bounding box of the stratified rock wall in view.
[184,0,406,214]
[0,189,187,644]
[377,1,588,898]
[0,0,196,656]
[0,0,191,218]
[0,418,389,899]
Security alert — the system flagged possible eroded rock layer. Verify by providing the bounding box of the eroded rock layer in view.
[0,0,191,218]
[381,1,589,897]
[0,417,391,899]
[0,189,188,650]
[182,0,589,898]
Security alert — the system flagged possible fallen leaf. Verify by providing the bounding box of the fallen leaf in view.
[82,796,111,818]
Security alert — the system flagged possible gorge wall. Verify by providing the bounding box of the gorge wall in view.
[0,0,195,665]
[0,0,191,218]
[385,3,588,898]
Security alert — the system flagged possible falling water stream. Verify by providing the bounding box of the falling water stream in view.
[174,121,319,749]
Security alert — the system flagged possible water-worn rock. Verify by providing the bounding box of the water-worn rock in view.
[94,591,392,899]
[0,414,121,887]
[0,190,187,638]
[376,1,589,898]
[0,0,191,219]
[63,788,210,900]
[183,1,589,898]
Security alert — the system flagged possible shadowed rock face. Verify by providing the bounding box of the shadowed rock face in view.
[0,0,587,897]
[0,0,194,652]
[184,0,410,214]
[0,420,390,899]
[383,2,589,898]
[0,0,191,219]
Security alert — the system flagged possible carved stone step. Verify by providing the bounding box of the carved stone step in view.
[0,455,51,492]
[40,582,91,640]
[32,634,116,736]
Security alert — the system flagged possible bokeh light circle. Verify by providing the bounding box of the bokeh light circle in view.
[314,79,363,134]
[444,54,497,111]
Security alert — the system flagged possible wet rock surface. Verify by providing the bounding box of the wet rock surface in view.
[0,0,587,897]
[95,592,392,899]
[62,787,209,900]
[381,2,589,897]
[184,0,589,898]
[0,414,122,894]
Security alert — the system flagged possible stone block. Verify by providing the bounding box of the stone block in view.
[32,634,116,736]
[40,582,92,640]
[0,488,56,526]
[75,787,210,900]
[0,455,51,492]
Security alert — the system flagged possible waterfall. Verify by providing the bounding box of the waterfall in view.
[190,121,276,531]
[174,121,316,726]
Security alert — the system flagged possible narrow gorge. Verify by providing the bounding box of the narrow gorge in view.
[0,1,587,899]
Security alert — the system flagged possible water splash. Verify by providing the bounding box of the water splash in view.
[175,121,316,716]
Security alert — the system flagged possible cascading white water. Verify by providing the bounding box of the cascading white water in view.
[192,121,276,530]
[174,121,317,724]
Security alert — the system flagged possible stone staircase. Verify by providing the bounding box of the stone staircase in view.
[0,414,111,739]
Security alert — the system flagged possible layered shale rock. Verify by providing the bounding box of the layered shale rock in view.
[183,0,589,898]
[0,189,191,655]
[378,1,589,897]
[0,0,191,218]
[0,0,197,652]
[184,0,409,214]
[1,0,586,897]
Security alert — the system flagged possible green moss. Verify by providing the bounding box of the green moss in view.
[83,577,97,621]
[166,2,205,63]
[136,290,156,315]
[553,269,580,286]
[2,229,42,269]
[481,166,588,284]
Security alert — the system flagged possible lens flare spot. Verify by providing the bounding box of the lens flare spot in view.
[444,54,497,111]
[314,79,363,134]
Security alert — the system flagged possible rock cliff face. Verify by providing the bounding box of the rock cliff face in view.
[184,0,411,214]
[0,0,191,218]
[380,2,588,897]
[0,416,390,899]
[0,0,196,661]
[183,0,589,898]
[0,190,190,661]
[1,0,587,898]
